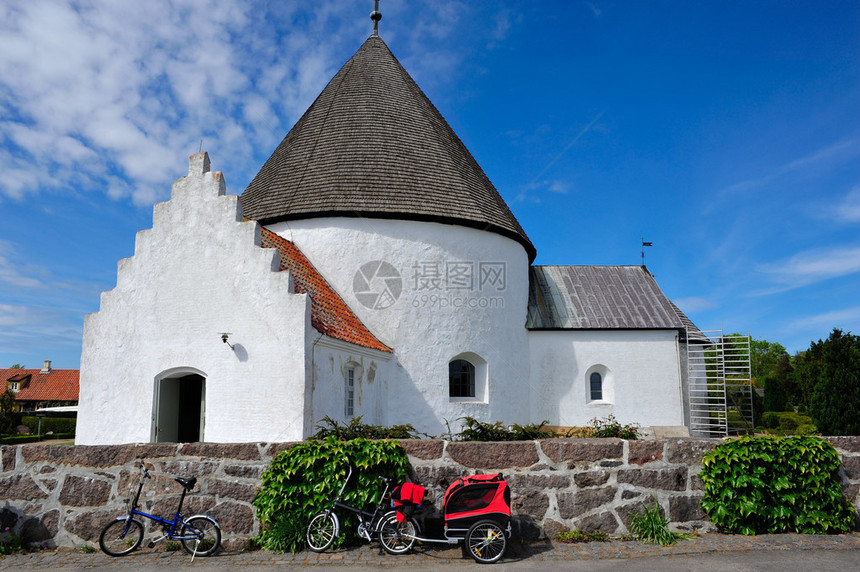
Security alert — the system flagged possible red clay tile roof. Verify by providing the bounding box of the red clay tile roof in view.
[260,227,392,353]
[2,368,79,402]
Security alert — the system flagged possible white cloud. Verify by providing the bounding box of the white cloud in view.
[673,296,717,314]
[836,187,860,223]
[0,240,48,290]
[718,139,859,197]
[0,0,361,202]
[786,306,860,331]
[755,246,860,293]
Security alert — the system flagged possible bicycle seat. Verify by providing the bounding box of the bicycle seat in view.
[175,477,197,490]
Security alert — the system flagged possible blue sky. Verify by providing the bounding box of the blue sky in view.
[1,0,858,369]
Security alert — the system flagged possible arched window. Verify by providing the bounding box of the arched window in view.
[589,371,603,401]
[449,359,476,398]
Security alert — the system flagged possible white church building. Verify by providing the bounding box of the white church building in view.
[76,26,703,445]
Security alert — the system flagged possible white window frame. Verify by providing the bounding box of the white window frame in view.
[345,367,355,417]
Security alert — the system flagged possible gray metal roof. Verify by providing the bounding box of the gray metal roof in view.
[241,35,535,261]
[527,265,693,332]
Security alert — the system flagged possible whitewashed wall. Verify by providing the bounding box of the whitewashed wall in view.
[310,336,393,430]
[529,329,685,428]
[77,154,314,445]
[270,218,532,437]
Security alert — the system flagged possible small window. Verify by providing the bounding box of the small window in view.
[449,359,475,398]
[589,371,603,401]
[345,368,355,417]
[10,381,19,392]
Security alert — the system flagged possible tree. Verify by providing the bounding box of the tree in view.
[797,329,860,436]
[750,338,789,386]
[762,376,788,412]
[0,389,17,435]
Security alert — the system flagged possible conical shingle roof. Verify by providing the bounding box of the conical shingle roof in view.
[241,35,535,261]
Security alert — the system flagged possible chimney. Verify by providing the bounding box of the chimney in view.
[41,360,52,374]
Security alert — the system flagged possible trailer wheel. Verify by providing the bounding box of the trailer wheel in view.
[465,519,506,564]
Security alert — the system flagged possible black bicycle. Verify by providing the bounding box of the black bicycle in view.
[99,460,221,558]
[305,461,417,555]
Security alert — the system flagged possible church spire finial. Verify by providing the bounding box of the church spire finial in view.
[370,0,382,36]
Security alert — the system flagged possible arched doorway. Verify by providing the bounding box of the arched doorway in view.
[153,370,206,443]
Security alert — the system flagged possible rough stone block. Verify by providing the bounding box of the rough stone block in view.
[0,446,16,472]
[446,441,539,469]
[19,510,59,544]
[58,476,111,507]
[506,473,570,490]
[629,440,665,466]
[21,444,136,468]
[208,479,258,503]
[400,439,444,460]
[0,474,48,501]
[666,439,720,464]
[210,502,255,534]
[133,443,181,459]
[617,467,687,491]
[574,511,618,534]
[512,491,550,520]
[669,494,707,521]
[542,518,567,540]
[64,509,125,542]
[262,442,299,459]
[558,486,617,519]
[573,470,610,488]
[161,460,219,479]
[842,455,860,480]
[224,464,266,479]
[178,442,261,461]
[616,499,656,529]
[540,439,623,463]
[823,437,860,454]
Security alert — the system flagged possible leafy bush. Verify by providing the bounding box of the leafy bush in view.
[630,498,687,545]
[252,437,410,552]
[762,412,780,429]
[568,415,640,439]
[456,417,555,441]
[555,529,608,543]
[311,416,431,440]
[700,436,854,535]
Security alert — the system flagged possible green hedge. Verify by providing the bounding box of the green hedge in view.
[20,416,76,435]
[700,436,855,535]
[252,437,411,552]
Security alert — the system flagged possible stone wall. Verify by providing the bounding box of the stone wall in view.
[1,438,859,550]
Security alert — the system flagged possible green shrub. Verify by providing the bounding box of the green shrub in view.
[585,415,640,439]
[700,436,854,535]
[252,437,410,552]
[763,412,780,429]
[555,529,609,543]
[311,416,431,441]
[456,417,555,441]
[629,499,687,546]
[796,424,819,436]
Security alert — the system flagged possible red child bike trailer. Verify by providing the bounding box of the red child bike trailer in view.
[390,473,511,564]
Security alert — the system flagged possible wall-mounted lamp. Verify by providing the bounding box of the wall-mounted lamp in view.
[220,332,234,350]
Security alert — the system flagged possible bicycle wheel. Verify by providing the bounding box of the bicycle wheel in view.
[378,511,417,555]
[180,515,221,556]
[306,511,338,552]
[465,519,506,564]
[99,517,144,556]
